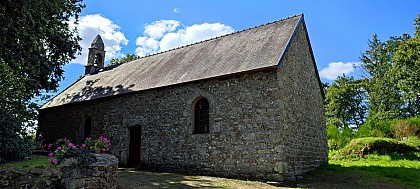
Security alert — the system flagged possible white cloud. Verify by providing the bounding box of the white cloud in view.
[70,14,128,65]
[144,20,180,39]
[135,20,234,57]
[173,8,180,13]
[319,62,360,80]
[135,37,159,56]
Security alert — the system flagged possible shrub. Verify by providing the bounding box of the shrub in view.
[333,137,419,159]
[356,119,393,138]
[391,120,420,140]
[402,116,420,136]
[357,116,420,139]
[327,124,354,150]
[0,110,33,162]
[0,134,32,163]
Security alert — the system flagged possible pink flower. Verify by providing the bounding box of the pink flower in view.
[68,143,76,148]
[56,146,62,151]
[81,144,86,148]
[49,152,54,157]
[47,144,53,149]
[102,148,106,152]
[52,159,58,164]
[48,158,52,163]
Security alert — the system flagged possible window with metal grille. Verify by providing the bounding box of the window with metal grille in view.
[194,98,209,134]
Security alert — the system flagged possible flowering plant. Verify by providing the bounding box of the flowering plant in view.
[47,136,111,167]
[83,136,111,153]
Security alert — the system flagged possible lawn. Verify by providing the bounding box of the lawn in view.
[321,137,420,188]
[0,155,50,170]
[329,154,420,188]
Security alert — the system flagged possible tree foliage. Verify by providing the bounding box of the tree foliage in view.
[392,15,420,117]
[327,124,354,150]
[325,19,416,128]
[325,76,368,128]
[325,14,420,150]
[0,0,85,162]
[360,34,409,119]
[360,14,420,119]
[108,53,140,67]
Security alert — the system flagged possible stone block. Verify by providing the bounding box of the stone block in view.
[61,154,118,189]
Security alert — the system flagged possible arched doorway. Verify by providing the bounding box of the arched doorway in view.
[83,116,92,140]
[128,126,141,166]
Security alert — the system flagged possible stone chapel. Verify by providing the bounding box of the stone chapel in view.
[37,14,328,181]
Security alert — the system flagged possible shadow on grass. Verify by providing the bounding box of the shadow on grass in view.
[388,152,420,161]
[300,164,419,189]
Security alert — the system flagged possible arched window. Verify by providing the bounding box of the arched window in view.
[194,98,209,134]
[84,117,92,139]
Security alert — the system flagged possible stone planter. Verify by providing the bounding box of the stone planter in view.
[61,153,118,189]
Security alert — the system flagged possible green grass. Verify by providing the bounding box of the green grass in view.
[0,155,50,171]
[400,136,420,150]
[326,137,420,188]
[329,155,420,188]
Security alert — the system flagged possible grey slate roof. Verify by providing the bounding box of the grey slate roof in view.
[42,14,303,109]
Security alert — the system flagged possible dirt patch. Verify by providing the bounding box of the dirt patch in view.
[117,168,414,189]
[117,168,286,189]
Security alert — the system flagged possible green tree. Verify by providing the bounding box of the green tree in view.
[360,14,420,120]
[108,53,140,67]
[392,14,420,117]
[325,76,368,129]
[0,0,85,161]
[360,34,409,120]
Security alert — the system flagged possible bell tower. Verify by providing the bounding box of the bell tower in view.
[85,34,105,75]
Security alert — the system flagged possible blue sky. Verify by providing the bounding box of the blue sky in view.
[57,0,420,95]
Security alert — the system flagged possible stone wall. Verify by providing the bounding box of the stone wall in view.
[38,21,327,181]
[61,153,118,189]
[39,68,286,180]
[277,21,328,179]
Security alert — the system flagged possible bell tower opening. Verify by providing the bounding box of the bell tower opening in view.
[94,53,103,67]
[85,34,106,75]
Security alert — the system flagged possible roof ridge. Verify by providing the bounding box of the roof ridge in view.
[128,14,303,62]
